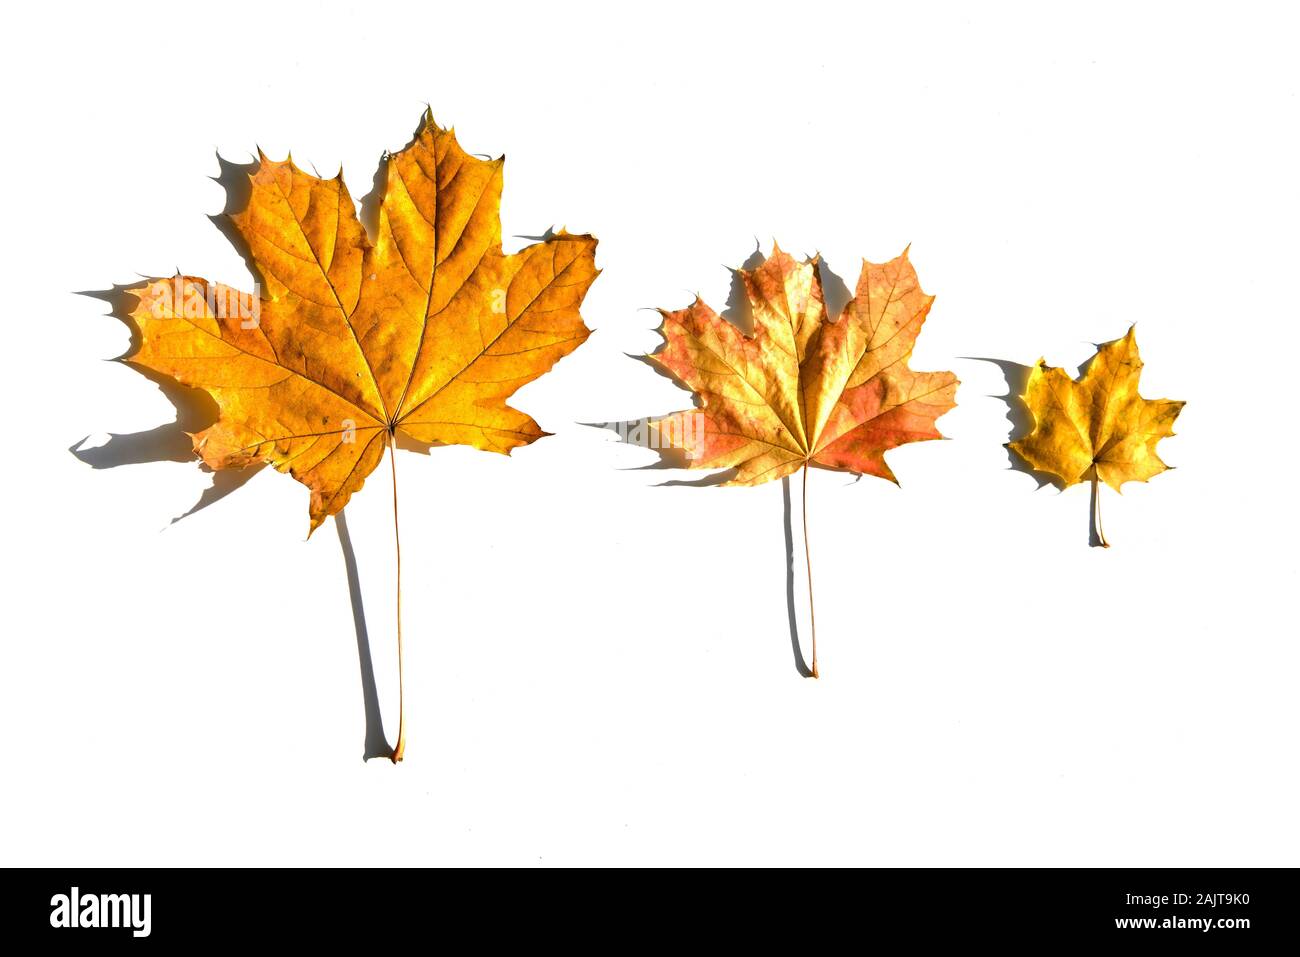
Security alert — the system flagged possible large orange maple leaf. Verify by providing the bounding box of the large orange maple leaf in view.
[121,110,598,532]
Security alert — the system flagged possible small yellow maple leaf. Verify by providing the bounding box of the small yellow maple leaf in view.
[121,110,599,533]
[1009,326,1184,492]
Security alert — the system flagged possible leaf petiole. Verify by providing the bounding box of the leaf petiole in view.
[1091,468,1110,549]
[389,431,406,762]
[803,464,819,678]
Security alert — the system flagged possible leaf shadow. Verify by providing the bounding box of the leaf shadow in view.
[964,356,1106,547]
[962,357,1060,490]
[335,510,395,761]
[207,153,258,282]
[781,475,814,677]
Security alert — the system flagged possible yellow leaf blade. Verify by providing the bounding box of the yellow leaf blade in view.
[1009,327,1184,491]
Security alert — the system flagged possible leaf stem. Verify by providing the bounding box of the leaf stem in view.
[1091,469,1110,549]
[802,464,819,678]
[389,431,406,762]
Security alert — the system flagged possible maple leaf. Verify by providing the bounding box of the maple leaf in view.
[1008,327,1184,545]
[113,111,598,760]
[120,110,598,533]
[645,244,958,486]
[640,244,957,676]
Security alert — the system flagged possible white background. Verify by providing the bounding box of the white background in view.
[2,1,1296,866]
